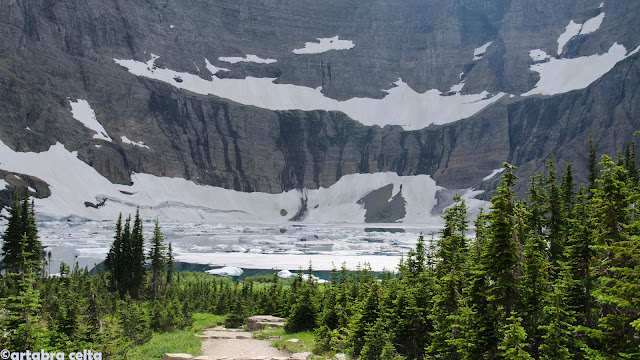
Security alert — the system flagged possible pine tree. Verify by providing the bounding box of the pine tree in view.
[427,195,468,359]
[0,234,47,351]
[546,155,565,273]
[588,155,639,357]
[588,134,599,192]
[347,282,380,357]
[128,208,146,299]
[2,195,23,273]
[148,219,167,299]
[486,164,521,318]
[520,206,550,359]
[562,187,595,327]
[499,314,534,360]
[458,210,501,360]
[2,193,43,275]
[105,214,124,295]
[538,286,575,360]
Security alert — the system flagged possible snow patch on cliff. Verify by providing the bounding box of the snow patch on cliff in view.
[205,58,230,75]
[114,56,505,130]
[523,42,630,96]
[69,99,112,142]
[120,136,149,149]
[473,42,492,61]
[483,168,505,181]
[218,54,277,64]
[580,12,604,35]
[293,36,355,54]
[529,49,551,62]
[0,179,8,190]
[557,11,605,55]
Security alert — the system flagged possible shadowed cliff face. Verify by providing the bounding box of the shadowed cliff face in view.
[0,0,639,207]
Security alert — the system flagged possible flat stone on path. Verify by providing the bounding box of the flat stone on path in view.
[201,338,289,359]
[162,354,193,360]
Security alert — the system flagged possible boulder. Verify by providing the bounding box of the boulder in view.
[289,353,313,360]
[246,315,286,331]
[162,354,193,360]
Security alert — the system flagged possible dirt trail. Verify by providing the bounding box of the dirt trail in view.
[199,326,290,359]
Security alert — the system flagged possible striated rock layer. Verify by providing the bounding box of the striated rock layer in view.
[1,0,639,210]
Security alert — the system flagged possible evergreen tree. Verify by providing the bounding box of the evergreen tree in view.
[148,219,167,299]
[427,195,468,359]
[486,164,521,318]
[458,210,501,360]
[128,208,146,299]
[2,195,23,273]
[2,193,43,274]
[539,286,575,360]
[546,155,565,273]
[562,187,595,327]
[499,314,534,360]
[166,242,175,289]
[588,134,599,192]
[520,205,550,359]
[0,234,47,351]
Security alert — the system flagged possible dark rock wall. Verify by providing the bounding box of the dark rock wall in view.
[0,0,639,201]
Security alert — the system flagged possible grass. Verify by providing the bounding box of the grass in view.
[255,326,319,355]
[127,329,202,360]
[191,313,226,333]
[127,313,226,360]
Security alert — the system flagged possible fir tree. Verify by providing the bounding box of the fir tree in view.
[486,164,521,318]
[538,286,575,360]
[499,314,534,360]
[562,187,595,327]
[588,134,599,192]
[128,208,146,299]
[148,219,167,299]
[0,234,47,351]
[2,193,43,274]
[427,195,468,359]
[2,195,23,273]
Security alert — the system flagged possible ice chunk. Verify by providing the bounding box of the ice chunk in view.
[206,266,244,276]
[278,269,294,278]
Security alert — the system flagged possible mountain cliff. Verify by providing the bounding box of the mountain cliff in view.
[1,0,639,220]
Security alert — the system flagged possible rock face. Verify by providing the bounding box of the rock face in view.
[1,0,639,210]
[246,316,286,331]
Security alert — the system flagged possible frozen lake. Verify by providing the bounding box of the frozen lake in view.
[4,217,440,276]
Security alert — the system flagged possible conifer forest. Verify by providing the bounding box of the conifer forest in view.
[1,138,639,359]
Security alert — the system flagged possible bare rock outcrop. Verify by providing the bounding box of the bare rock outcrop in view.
[246,316,286,331]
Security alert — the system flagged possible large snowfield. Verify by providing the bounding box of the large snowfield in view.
[0,137,488,274]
